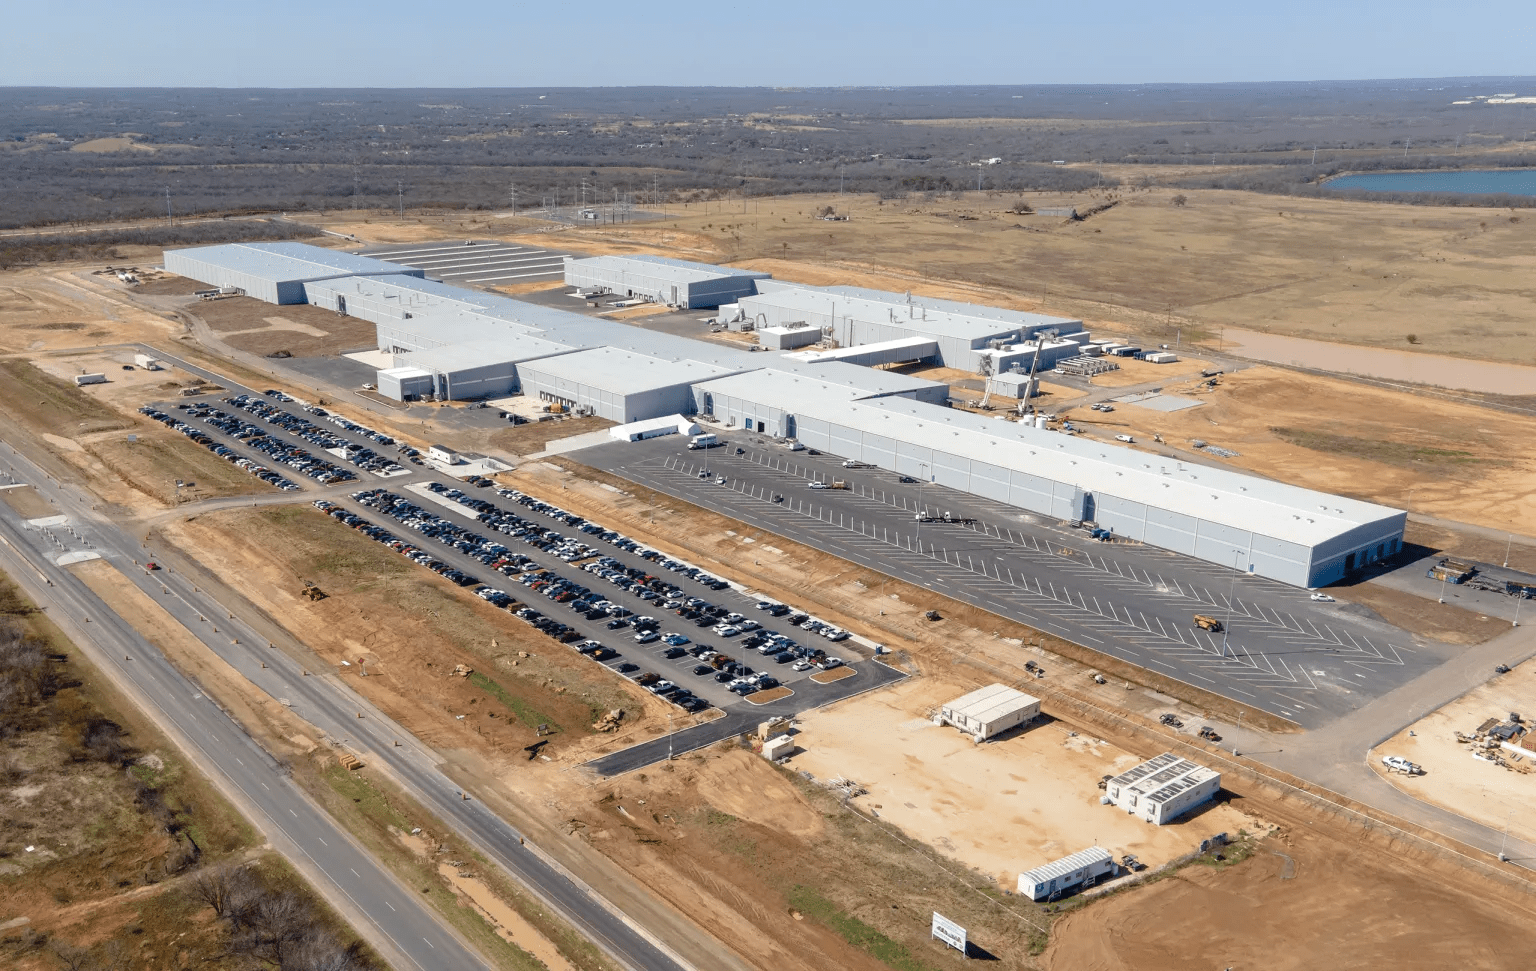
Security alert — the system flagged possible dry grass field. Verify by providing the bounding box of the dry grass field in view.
[515,187,1536,365]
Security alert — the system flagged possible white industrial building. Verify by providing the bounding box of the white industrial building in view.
[1103,753,1221,825]
[734,283,1086,371]
[163,241,1406,588]
[785,395,1405,588]
[1017,847,1116,901]
[935,684,1041,741]
[757,324,823,351]
[691,369,950,438]
[785,335,939,369]
[608,415,701,443]
[164,243,422,305]
[990,371,1038,399]
[564,254,770,309]
[516,347,738,423]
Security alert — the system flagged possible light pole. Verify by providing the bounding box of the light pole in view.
[1220,549,1241,658]
[1515,594,1525,629]
[1500,810,1513,862]
[914,462,930,554]
[1507,534,1514,569]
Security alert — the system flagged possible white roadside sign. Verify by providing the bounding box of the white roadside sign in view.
[931,911,967,954]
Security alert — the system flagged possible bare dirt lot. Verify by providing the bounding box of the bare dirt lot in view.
[1074,365,1536,538]
[1369,657,1536,849]
[788,677,1260,885]
[489,415,615,456]
[1041,809,1536,971]
[189,293,378,357]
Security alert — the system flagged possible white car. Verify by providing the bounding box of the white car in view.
[712,625,741,637]
[1310,593,1336,602]
[1381,755,1421,775]
[791,660,813,672]
[807,481,828,490]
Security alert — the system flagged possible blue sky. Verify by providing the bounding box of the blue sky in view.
[6,0,1532,87]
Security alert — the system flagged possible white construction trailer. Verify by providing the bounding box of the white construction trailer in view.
[935,684,1040,741]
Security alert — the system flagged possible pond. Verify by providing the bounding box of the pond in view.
[1325,169,1536,196]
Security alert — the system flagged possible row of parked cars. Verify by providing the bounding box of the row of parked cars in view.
[179,401,356,485]
[137,405,301,490]
[223,394,401,477]
[312,499,479,586]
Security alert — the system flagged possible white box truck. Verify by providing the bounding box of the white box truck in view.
[133,353,162,370]
[73,373,107,386]
[688,433,718,450]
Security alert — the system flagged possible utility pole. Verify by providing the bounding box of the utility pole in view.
[398,181,404,220]
[164,185,173,226]
[1220,550,1241,658]
[1505,534,1513,568]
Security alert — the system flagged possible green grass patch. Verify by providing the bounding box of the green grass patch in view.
[1271,426,1488,471]
[322,763,413,832]
[788,885,944,971]
[468,670,565,734]
[0,358,131,433]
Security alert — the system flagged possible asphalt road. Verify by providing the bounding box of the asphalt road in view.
[0,467,488,971]
[575,433,1452,729]
[1,398,699,970]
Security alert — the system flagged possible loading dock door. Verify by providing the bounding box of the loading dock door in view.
[337,295,347,315]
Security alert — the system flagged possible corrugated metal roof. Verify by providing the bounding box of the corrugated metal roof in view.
[567,254,770,286]
[943,683,1039,722]
[1018,847,1115,885]
[404,336,576,373]
[744,284,1081,343]
[846,397,1401,546]
[694,368,928,411]
[165,242,415,282]
[785,335,938,363]
[518,347,736,395]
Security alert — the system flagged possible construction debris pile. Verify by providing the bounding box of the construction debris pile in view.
[1456,713,1534,772]
[592,709,626,733]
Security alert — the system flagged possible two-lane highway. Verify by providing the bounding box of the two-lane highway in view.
[0,486,488,971]
[0,437,704,971]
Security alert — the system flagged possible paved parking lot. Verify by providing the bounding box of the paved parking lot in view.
[150,370,902,772]
[362,240,579,286]
[574,432,1457,729]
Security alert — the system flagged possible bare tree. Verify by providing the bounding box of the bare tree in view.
[186,863,256,920]
[1171,193,1188,207]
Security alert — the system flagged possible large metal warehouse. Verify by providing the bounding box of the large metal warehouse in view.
[564,255,771,309]
[786,395,1405,588]
[690,368,949,438]
[163,243,421,305]
[733,283,1085,370]
[384,336,580,401]
[516,347,738,423]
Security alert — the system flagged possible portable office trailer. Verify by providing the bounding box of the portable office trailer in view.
[1104,753,1221,825]
[73,373,107,386]
[427,445,462,465]
[133,353,162,370]
[563,255,770,309]
[163,242,421,305]
[937,684,1040,741]
[1017,847,1115,900]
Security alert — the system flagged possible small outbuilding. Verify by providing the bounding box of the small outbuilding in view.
[935,683,1040,742]
[563,255,770,309]
[1103,753,1221,825]
[427,444,462,465]
[1017,846,1115,901]
[608,415,701,443]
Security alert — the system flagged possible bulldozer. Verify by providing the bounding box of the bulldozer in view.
[1193,613,1222,632]
[300,580,328,602]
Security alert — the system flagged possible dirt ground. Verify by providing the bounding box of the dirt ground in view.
[1327,580,1505,646]
[1405,519,1536,577]
[0,267,177,353]
[1086,355,1215,389]
[788,677,1259,886]
[1369,656,1536,849]
[1073,365,1536,538]
[489,415,615,456]
[1041,811,1536,971]
[190,294,379,357]
[155,505,684,763]
[0,356,267,509]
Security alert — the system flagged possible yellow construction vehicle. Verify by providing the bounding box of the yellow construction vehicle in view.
[300,580,328,602]
[1193,614,1223,632]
